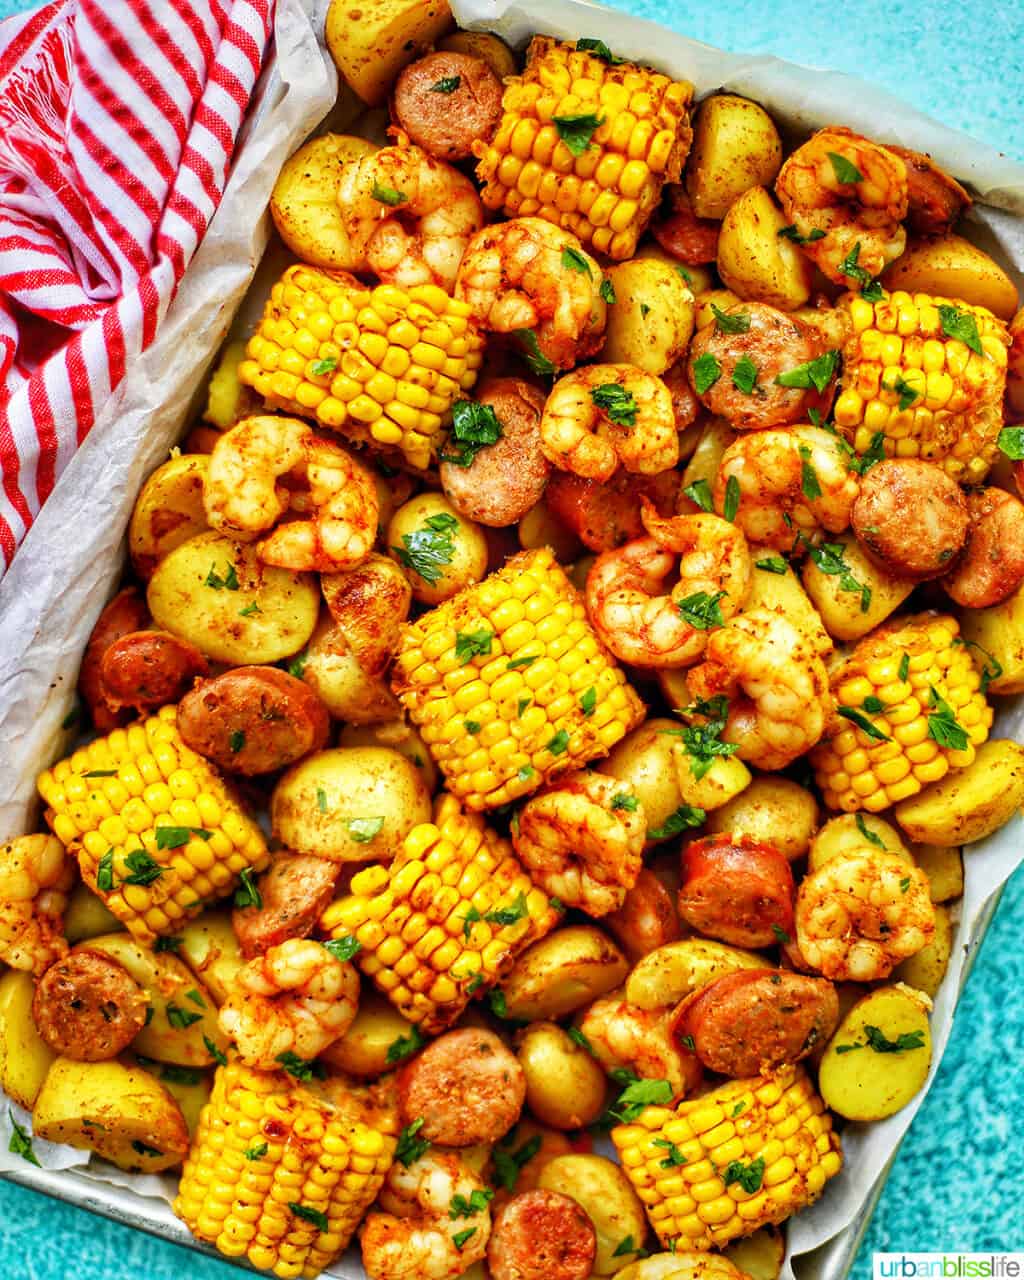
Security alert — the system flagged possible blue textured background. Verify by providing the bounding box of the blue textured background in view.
[0,0,1021,1276]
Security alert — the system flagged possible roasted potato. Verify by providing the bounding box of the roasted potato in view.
[893,904,953,998]
[958,581,1024,693]
[818,985,932,1122]
[809,812,912,872]
[0,969,56,1109]
[616,1256,752,1280]
[625,938,764,1011]
[156,1069,212,1137]
[498,926,629,1022]
[601,258,695,374]
[270,134,377,270]
[602,719,689,842]
[716,185,813,310]
[489,1119,576,1206]
[518,497,583,563]
[723,1225,786,1280]
[325,0,453,106]
[515,1022,608,1130]
[894,739,1024,845]
[693,286,743,331]
[742,551,832,657]
[437,29,517,79]
[912,844,964,903]
[64,880,122,944]
[705,775,818,861]
[128,453,209,579]
[883,233,1018,320]
[676,752,752,813]
[321,989,417,1077]
[686,94,783,220]
[85,933,227,1067]
[147,531,319,665]
[537,1154,648,1275]
[634,242,715,296]
[338,719,439,792]
[33,1056,190,1173]
[271,746,431,863]
[300,613,402,724]
[387,492,489,604]
[679,416,736,498]
[800,531,914,641]
[203,339,257,431]
[178,912,244,1006]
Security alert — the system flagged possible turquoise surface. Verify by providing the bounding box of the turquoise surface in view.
[0,0,1021,1275]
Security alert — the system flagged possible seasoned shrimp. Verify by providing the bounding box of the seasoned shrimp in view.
[334,137,484,290]
[0,835,72,975]
[218,937,359,1068]
[775,126,908,284]
[686,607,832,769]
[511,771,645,917]
[586,506,750,668]
[795,851,935,981]
[360,1149,492,1280]
[714,425,859,551]
[578,990,701,1101]
[540,364,678,481]
[204,416,379,573]
[455,216,607,370]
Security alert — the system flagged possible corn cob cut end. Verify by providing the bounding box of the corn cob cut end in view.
[834,289,1009,483]
[37,705,269,944]
[237,264,485,471]
[321,792,560,1033]
[174,1058,398,1278]
[392,546,644,812]
[811,612,992,813]
[612,1067,842,1251]
[475,36,694,260]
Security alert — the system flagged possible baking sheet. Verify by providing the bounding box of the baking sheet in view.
[1,0,1023,1275]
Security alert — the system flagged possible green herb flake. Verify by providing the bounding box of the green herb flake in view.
[464,720,482,735]
[611,792,639,811]
[507,654,537,671]
[712,304,751,334]
[121,850,163,886]
[546,729,570,756]
[96,849,115,892]
[493,1133,542,1191]
[429,75,461,93]
[723,474,741,523]
[8,1112,39,1167]
[827,151,864,184]
[613,1236,640,1258]
[386,1026,426,1065]
[233,867,262,911]
[166,1002,202,1030]
[155,936,183,953]
[600,277,616,304]
[553,111,605,157]
[348,816,385,844]
[323,935,362,963]
[371,183,407,207]
[692,352,722,396]
[677,589,726,630]
[898,652,911,682]
[804,538,871,612]
[441,399,503,468]
[567,1027,595,1054]
[900,876,912,894]
[518,764,535,782]
[393,510,459,581]
[927,686,969,751]
[455,628,494,665]
[449,1189,494,1220]
[955,636,1003,693]
[777,224,826,245]
[562,245,592,276]
[155,825,211,850]
[755,556,788,575]
[485,891,528,928]
[591,382,638,427]
[679,1033,696,1051]
[775,349,838,393]
[185,988,206,1008]
[938,304,984,356]
[576,37,625,63]
[229,729,245,753]
[204,1035,228,1067]
[850,431,887,475]
[997,426,1024,460]
[892,375,921,412]
[856,813,886,848]
[462,905,482,942]
[289,1203,329,1233]
[84,769,117,778]
[683,478,714,513]
[653,1137,687,1168]
[732,355,759,395]
[723,1155,766,1193]
[131,1139,163,1158]
[664,694,739,781]
[287,652,308,678]
[245,1143,268,1161]
[310,356,336,377]
[579,686,597,717]
[275,1052,322,1083]
[612,1077,674,1123]
[648,805,706,840]
[514,328,557,377]
[204,562,240,591]
[837,705,892,742]
[771,924,791,945]
[487,987,508,1019]
[837,241,884,300]
[518,697,532,716]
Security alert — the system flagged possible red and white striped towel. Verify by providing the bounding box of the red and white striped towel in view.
[0,0,275,573]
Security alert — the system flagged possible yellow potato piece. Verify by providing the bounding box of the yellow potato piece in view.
[178,912,244,1006]
[883,233,1019,321]
[537,1153,647,1274]
[437,30,517,79]
[894,739,1024,845]
[743,549,832,657]
[601,258,695,374]
[893,904,953,998]
[64,880,123,945]
[706,775,819,860]
[801,532,913,642]
[0,970,56,1110]
[809,812,912,872]
[499,926,629,1022]
[325,0,453,107]
[911,843,964,903]
[958,581,1024,694]
[717,185,812,310]
[321,989,417,1077]
[516,1021,608,1130]
[625,937,765,1011]
[686,94,783,220]
[271,134,377,270]
[723,1225,786,1280]
[128,453,209,580]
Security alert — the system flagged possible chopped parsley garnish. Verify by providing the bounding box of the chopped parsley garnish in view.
[287,652,307,678]
[775,349,838,393]
[927,687,969,751]
[386,1026,426,1065]
[507,654,537,671]
[562,246,592,276]
[755,556,788,574]
[122,850,162,886]
[723,1155,765,1193]
[579,686,597,717]
[233,867,262,910]
[850,431,887,475]
[317,787,328,813]
[692,352,722,396]
[777,224,826,245]
[429,75,460,93]
[683,478,713,512]
[455,628,494,665]
[239,602,261,619]
[462,905,482,941]
[371,183,407,206]
[836,1025,926,1055]
[493,1133,542,1191]
[591,382,637,427]
[84,769,117,778]
[553,111,604,156]
[166,1002,202,1030]
[600,277,616,304]
[611,1077,674,1123]
[938,304,984,356]
[518,697,532,715]
[204,1035,228,1067]
[803,537,871,611]
[205,562,240,591]
[799,444,821,500]
[827,151,864,184]
[611,792,638,811]
[663,694,739,781]
[229,729,245,753]
[155,826,211,850]
[8,1111,39,1166]
[275,1052,325,1082]
[485,891,528,927]
[899,652,911,681]
[677,589,726,630]
[576,37,625,63]
[892,375,921,412]
[393,511,459,583]
[546,729,570,756]
[185,988,206,1008]
[653,1138,687,1167]
[289,1204,329,1233]
[514,328,557,376]
[310,356,336,377]
[518,764,535,781]
[712,304,750,334]
[613,1236,644,1258]
[442,398,503,467]
[900,876,912,893]
[954,636,1003,693]
[648,805,706,840]
[837,705,891,741]
[487,988,509,1019]
[567,1027,596,1054]
[155,936,183,953]
[131,1140,163,1158]
[449,1189,494,1219]
[856,813,886,848]
[323,935,362,962]
[837,241,883,301]
[723,474,741,523]
[997,426,1024,460]
[348,816,385,843]
[771,924,791,945]
[245,1143,268,1161]
[464,720,481,734]
[732,355,759,395]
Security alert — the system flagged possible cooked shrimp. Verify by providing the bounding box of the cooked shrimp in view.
[360,1149,492,1280]
[0,835,72,975]
[455,217,606,370]
[511,771,645,917]
[334,137,484,290]
[775,126,908,284]
[688,302,825,430]
[714,425,859,551]
[686,607,832,769]
[585,506,750,668]
[795,851,935,981]
[540,364,678,481]
[218,937,359,1068]
[204,416,379,573]
[578,991,701,1102]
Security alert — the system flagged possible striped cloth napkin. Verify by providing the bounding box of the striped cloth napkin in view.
[0,0,275,572]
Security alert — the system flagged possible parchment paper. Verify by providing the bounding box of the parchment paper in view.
[1,0,1023,1274]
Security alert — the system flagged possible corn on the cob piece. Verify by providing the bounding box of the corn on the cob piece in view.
[612,1066,842,1252]
[174,1058,398,1278]
[237,264,485,471]
[834,289,1009,483]
[321,793,559,1033]
[474,36,694,260]
[811,612,992,813]
[392,546,644,811]
[37,705,268,944]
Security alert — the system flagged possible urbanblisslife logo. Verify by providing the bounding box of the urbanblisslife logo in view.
[874,1256,1024,1278]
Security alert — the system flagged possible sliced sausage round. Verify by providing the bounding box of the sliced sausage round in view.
[852,458,969,580]
[677,834,795,949]
[651,186,720,264]
[487,1189,597,1280]
[943,486,1024,607]
[441,378,550,527]
[78,588,151,730]
[33,950,149,1061]
[393,51,504,162]
[397,1027,525,1147]
[232,850,341,958]
[177,666,330,776]
[545,467,679,552]
[99,630,208,712]
[673,967,839,1077]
